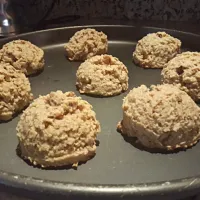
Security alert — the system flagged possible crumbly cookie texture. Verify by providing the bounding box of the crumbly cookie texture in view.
[17,91,100,168]
[133,32,181,68]
[162,51,200,101]
[0,40,45,75]
[64,28,108,61]
[118,84,200,150]
[76,54,129,96]
[0,63,33,121]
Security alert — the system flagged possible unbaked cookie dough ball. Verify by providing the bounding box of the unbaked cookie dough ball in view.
[0,40,45,75]
[162,52,200,101]
[118,84,200,150]
[17,91,100,168]
[64,28,108,61]
[133,32,181,68]
[76,54,129,96]
[0,63,33,121]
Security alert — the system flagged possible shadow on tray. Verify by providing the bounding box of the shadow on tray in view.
[0,111,22,124]
[28,68,44,78]
[76,87,129,99]
[121,134,195,154]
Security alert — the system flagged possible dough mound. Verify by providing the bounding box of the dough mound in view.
[76,55,129,96]
[118,84,200,150]
[17,91,100,167]
[162,52,200,101]
[64,28,108,61]
[133,32,181,68]
[0,40,44,75]
[0,63,33,121]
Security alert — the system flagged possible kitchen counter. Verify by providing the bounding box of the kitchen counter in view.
[11,0,200,31]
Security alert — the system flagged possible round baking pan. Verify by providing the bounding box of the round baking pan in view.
[0,25,200,200]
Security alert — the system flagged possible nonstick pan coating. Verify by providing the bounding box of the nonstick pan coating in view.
[0,26,200,200]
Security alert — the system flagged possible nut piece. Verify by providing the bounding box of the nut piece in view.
[0,40,45,75]
[0,63,33,121]
[118,84,200,150]
[162,52,200,101]
[64,28,108,61]
[133,32,181,68]
[76,55,129,96]
[17,91,100,168]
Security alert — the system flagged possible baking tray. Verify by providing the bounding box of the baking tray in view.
[0,25,200,200]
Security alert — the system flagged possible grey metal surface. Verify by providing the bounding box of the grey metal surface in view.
[0,26,200,199]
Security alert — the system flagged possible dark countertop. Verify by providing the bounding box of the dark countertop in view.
[11,0,200,30]
[1,19,200,200]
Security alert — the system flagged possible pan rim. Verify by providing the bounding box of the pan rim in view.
[0,170,199,197]
[0,25,200,197]
[2,24,200,41]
